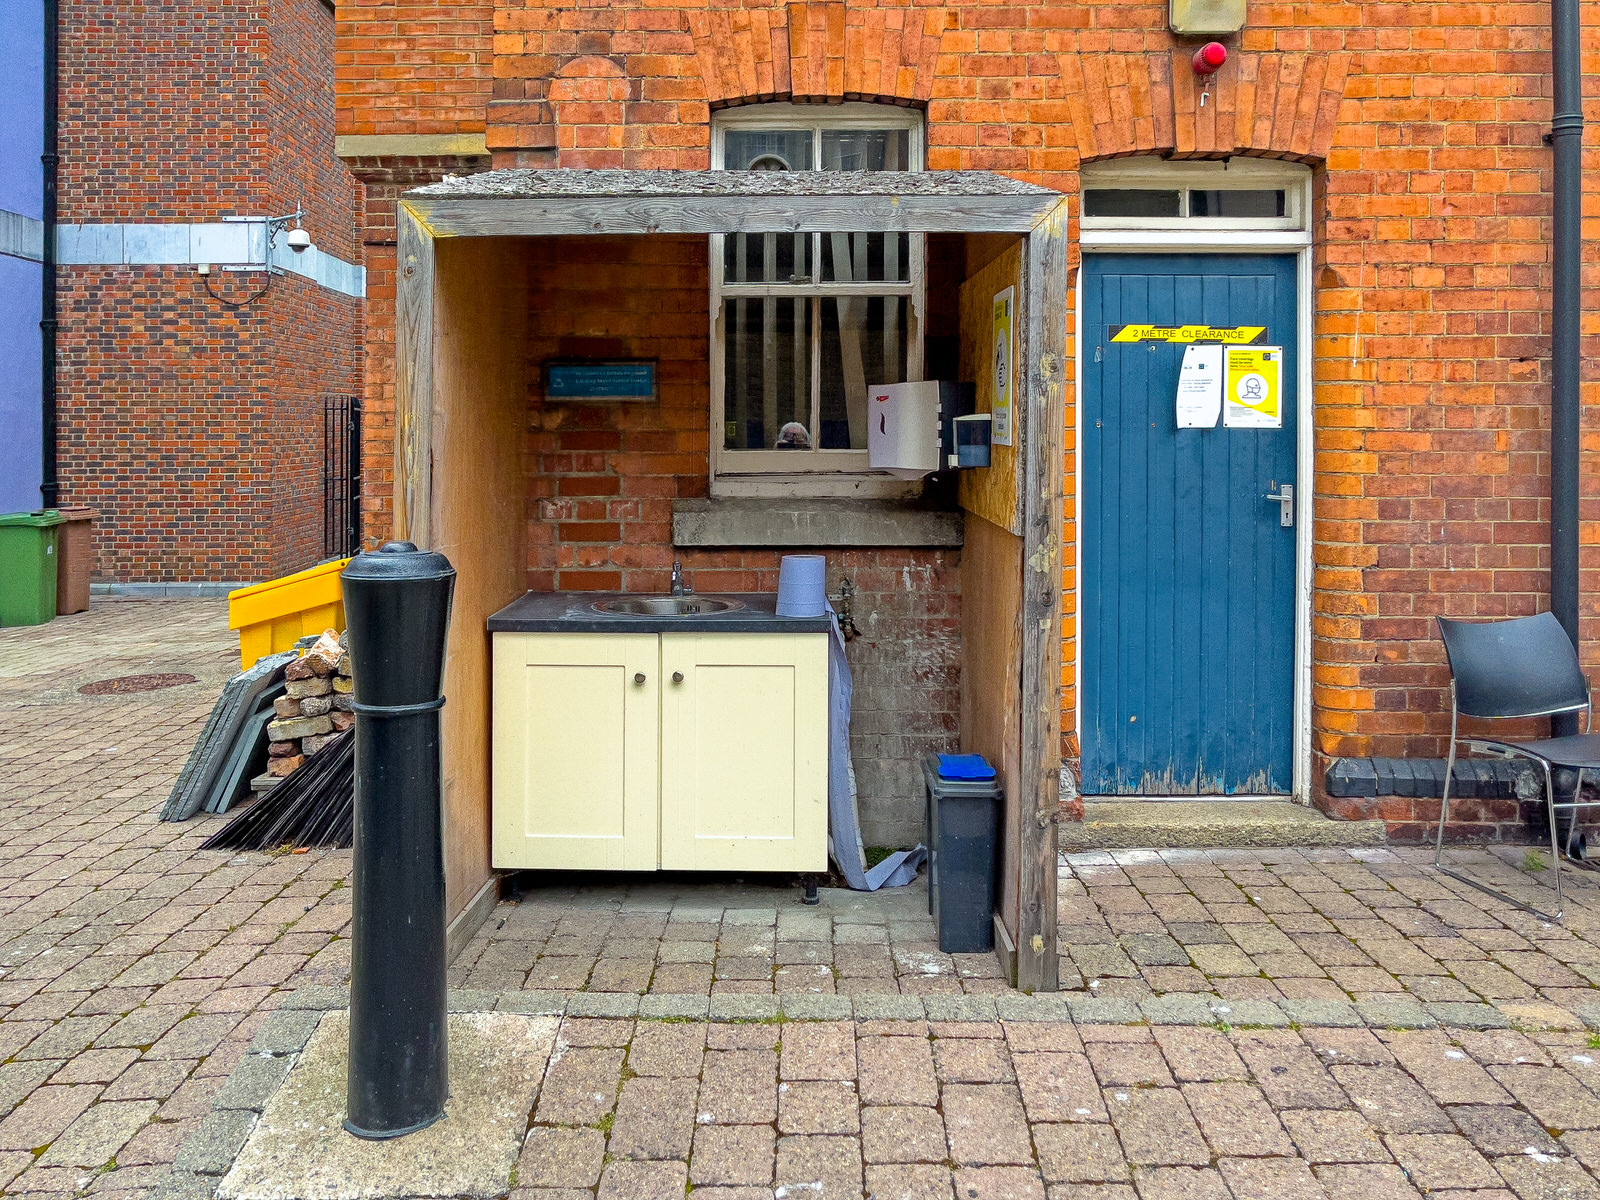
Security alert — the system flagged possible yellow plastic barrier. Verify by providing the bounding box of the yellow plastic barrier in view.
[228,558,352,670]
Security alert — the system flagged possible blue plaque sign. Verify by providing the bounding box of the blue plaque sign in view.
[544,360,657,403]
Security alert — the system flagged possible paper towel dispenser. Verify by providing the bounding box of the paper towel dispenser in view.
[866,381,975,479]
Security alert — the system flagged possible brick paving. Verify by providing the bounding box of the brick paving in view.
[13,601,1600,1200]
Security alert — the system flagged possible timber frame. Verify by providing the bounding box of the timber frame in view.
[395,168,1067,991]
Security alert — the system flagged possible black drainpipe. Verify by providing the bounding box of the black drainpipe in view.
[39,0,59,510]
[1550,0,1582,738]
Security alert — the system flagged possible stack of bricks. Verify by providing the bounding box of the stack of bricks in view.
[264,630,354,777]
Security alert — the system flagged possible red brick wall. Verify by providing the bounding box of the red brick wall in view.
[57,268,270,581]
[268,0,363,262]
[347,156,493,545]
[56,270,359,582]
[265,277,363,579]
[54,0,363,581]
[341,0,1600,824]
[58,0,267,221]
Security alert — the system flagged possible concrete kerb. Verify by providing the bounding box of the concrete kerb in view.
[293,987,1600,1031]
[154,982,1600,1197]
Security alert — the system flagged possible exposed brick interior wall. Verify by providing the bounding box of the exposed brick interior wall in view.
[54,0,361,581]
[513,236,959,845]
[341,0,1597,835]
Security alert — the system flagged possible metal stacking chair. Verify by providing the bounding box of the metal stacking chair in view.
[1434,612,1600,922]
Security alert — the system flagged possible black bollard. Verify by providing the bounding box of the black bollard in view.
[340,541,455,1139]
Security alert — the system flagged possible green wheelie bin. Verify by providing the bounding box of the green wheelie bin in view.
[0,511,67,626]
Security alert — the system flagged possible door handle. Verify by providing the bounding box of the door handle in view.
[672,671,684,684]
[1263,482,1294,527]
[634,673,646,685]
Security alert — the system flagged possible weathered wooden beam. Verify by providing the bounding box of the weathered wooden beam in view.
[1015,199,1069,993]
[395,202,436,548]
[405,194,1056,239]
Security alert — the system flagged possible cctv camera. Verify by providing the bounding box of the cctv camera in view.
[286,227,313,253]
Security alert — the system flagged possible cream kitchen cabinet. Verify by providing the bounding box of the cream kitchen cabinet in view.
[493,630,828,872]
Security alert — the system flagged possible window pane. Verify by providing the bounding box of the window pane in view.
[1189,189,1286,217]
[723,297,812,451]
[723,129,814,171]
[1082,189,1181,217]
[821,128,910,171]
[818,295,908,450]
[820,231,910,283]
[724,232,811,284]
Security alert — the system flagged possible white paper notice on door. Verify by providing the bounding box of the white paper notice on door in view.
[1175,344,1223,428]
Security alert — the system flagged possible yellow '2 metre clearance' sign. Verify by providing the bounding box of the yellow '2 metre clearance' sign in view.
[1110,324,1266,344]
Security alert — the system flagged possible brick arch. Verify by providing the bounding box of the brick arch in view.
[488,54,627,169]
[688,2,944,108]
[1060,51,1353,164]
[524,56,635,168]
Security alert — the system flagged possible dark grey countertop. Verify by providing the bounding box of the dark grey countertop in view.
[487,592,833,635]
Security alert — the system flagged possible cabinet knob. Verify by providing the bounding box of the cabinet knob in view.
[672,671,684,684]
[634,673,646,685]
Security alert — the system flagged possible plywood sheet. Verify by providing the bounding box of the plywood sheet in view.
[957,239,1024,535]
[959,512,1024,952]
[430,238,530,919]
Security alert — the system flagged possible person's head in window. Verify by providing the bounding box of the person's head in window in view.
[774,422,812,450]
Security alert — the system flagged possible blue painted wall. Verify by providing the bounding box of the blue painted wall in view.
[0,0,44,515]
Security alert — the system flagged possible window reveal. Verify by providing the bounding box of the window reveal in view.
[712,106,925,479]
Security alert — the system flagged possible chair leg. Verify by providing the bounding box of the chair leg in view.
[1433,737,1564,923]
[1432,729,1456,871]
[1545,761,1565,920]
[1564,769,1586,859]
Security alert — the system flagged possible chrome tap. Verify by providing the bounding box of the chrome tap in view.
[670,560,689,596]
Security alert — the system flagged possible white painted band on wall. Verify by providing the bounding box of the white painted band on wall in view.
[54,222,365,298]
[0,209,44,262]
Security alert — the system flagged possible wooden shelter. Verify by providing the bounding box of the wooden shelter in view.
[395,169,1068,991]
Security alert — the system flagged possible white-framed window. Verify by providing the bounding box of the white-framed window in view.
[710,103,926,495]
[1078,157,1311,234]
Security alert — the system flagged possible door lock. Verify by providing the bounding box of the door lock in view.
[1263,482,1294,527]
[634,673,646,685]
[672,671,684,684]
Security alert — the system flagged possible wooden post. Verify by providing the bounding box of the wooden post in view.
[396,202,436,547]
[1015,202,1069,993]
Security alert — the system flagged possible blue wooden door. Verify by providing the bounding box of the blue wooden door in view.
[1081,254,1298,795]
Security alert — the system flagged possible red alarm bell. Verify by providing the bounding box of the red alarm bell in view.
[1191,42,1227,76]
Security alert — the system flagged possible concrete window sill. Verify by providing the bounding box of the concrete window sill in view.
[672,498,964,548]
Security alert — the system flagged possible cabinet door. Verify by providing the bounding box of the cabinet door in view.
[492,633,659,871]
[659,633,828,872]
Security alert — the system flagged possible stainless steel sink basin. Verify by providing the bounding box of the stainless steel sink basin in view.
[592,596,744,617]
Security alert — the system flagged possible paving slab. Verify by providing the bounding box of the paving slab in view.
[216,1011,557,1199]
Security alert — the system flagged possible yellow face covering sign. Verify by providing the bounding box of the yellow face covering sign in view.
[1223,347,1282,428]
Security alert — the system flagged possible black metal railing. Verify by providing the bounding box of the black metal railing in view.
[324,395,362,559]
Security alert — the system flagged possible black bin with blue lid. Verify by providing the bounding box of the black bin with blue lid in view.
[922,753,1003,954]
